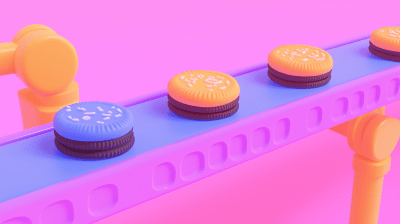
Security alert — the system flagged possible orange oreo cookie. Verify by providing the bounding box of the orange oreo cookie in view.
[369,27,400,62]
[167,70,240,120]
[268,45,333,88]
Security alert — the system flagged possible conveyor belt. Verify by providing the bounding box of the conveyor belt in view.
[0,38,399,204]
[1,37,400,224]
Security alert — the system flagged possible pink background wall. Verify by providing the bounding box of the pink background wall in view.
[1,0,400,223]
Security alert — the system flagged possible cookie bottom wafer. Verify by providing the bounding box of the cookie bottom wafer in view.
[267,64,331,82]
[55,129,134,150]
[55,135,135,159]
[168,95,239,113]
[369,43,400,62]
[168,102,239,120]
[268,71,331,89]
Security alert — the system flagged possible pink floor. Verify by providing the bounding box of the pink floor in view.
[1,1,400,223]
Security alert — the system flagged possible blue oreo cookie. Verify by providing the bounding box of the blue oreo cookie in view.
[53,101,135,159]
[54,101,134,142]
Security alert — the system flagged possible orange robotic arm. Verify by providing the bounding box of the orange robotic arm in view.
[331,108,400,224]
[0,24,79,129]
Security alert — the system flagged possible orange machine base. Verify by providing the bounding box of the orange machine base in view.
[18,81,79,129]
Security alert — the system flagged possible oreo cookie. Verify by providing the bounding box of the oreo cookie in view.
[53,101,135,159]
[167,70,240,121]
[268,45,333,89]
[369,27,400,62]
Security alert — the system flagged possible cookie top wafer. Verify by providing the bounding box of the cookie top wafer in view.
[370,27,400,52]
[53,101,134,142]
[167,70,240,107]
[268,45,333,77]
